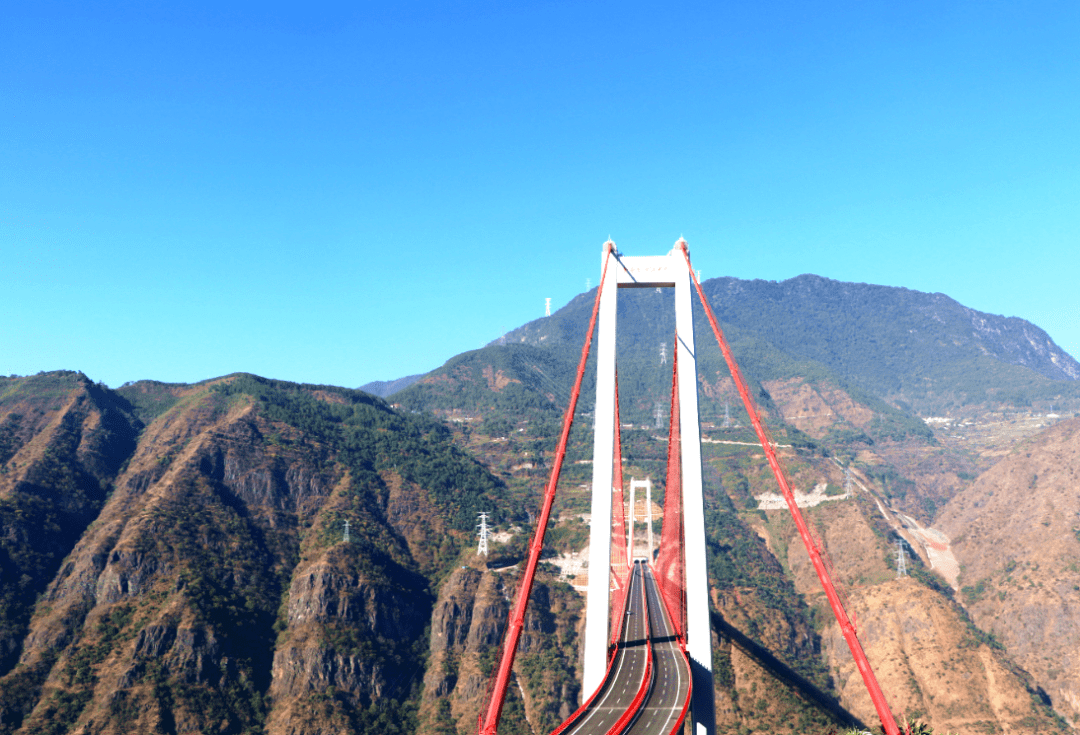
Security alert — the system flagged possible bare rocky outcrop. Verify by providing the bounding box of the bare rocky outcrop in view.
[283,559,425,637]
[938,417,1080,728]
[417,566,488,732]
[1,375,485,735]
[272,642,393,702]
[417,567,509,734]
[416,564,582,735]
[761,377,877,439]
[744,468,1067,734]
[822,580,1062,734]
[268,552,432,722]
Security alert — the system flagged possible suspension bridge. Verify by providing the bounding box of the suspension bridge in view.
[478,240,902,735]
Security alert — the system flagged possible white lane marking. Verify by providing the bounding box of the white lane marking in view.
[568,565,650,735]
[628,566,687,735]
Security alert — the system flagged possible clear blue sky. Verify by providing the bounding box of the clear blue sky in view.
[4,1,1079,389]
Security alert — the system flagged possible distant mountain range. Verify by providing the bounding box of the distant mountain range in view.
[359,373,424,398]
[391,273,1080,419]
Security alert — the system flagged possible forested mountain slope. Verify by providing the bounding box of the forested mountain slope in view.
[486,274,1080,416]
[0,372,583,735]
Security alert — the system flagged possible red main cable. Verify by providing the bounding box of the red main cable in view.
[479,244,614,735]
[676,242,901,735]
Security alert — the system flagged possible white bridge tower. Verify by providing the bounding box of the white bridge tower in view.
[584,240,715,735]
[627,477,655,560]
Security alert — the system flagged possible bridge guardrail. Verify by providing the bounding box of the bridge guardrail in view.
[547,641,620,735]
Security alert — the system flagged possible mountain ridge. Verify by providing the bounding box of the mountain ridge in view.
[359,374,425,399]
[4,271,1079,734]
[494,274,1080,411]
[0,372,556,735]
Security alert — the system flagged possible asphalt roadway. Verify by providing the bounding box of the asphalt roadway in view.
[561,561,651,735]
[558,561,691,735]
[625,564,691,735]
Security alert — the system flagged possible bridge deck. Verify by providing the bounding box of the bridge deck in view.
[558,562,650,735]
[554,561,690,735]
[625,564,691,735]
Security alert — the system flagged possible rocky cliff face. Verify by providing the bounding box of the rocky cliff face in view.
[418,566,506,735]
[0,373,507,735]
[717,438,1067,735]
[4,363,1077,735]
[415,563,583,735]
[938,417,1080,729]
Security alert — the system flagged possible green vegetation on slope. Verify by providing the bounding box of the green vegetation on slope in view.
[0,373,140,679]
[215,374,510,535]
